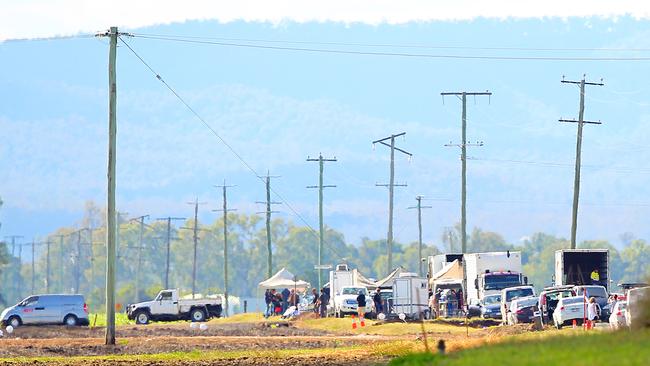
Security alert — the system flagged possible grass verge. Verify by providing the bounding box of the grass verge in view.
[389,329,650,365]
[295,317,483,336]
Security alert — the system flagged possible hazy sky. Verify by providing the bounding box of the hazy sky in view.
[2,2,650,251]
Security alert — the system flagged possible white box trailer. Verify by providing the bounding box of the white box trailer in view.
[328,264,355,312]
[392,273,430,319]
[554,249,609,292]
[465,251,524,306]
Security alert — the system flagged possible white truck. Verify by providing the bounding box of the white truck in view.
[465,251,526,307]
[333,285,372,318]
[328,263,355,316]
[126,289,223,324]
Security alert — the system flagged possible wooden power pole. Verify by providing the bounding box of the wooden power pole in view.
[559,75,604,249]
[408,196,431,277]
[373,133,411,275]
[157,217,184,289]
[214,180,236,317]
[441,91,491,253]
[307,154,336,290]
[256,172,281,278]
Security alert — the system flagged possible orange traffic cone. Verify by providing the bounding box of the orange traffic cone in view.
[572,319,577,329]
[351,315,357,329]
[360,316,365,327]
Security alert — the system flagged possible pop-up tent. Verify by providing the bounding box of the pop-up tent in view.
[374,267,407,289]
[430,259,464,283]
[258,268,311,289]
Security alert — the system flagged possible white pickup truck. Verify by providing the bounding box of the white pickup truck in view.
[126,289,223,324]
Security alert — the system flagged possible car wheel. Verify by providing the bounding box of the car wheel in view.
[64,314,78,326]
[8,316,21,328]
[134,311,150,325]
[190,308,206,322]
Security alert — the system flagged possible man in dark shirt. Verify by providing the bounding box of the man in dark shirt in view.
[319,288,329,318]
[311,288,319,313]
[357,290,367,319]
[373,289,383,315]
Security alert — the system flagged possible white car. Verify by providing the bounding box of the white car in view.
[552,296,589,329]
[334,286,371,318]
[608,301,627,330]
[501,286,536,324]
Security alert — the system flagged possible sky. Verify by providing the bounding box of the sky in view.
[2,1,650,254]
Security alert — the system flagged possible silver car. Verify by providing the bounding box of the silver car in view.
[1,294,89,327]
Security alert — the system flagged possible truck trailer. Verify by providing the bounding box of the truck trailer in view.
[554,249,609,291]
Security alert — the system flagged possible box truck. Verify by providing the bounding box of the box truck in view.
[554,249,609,291]
[465,251,526,306]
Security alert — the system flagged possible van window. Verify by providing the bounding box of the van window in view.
[20,296,39,307]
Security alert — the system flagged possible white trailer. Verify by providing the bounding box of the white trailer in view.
[465,251,525,306]
[392,273,429,319]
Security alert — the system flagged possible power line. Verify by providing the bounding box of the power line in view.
[129,34,650,62]
[118,36,350,266]
[130,32,650,53]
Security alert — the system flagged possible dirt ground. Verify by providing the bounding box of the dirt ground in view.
[0,318,511,364]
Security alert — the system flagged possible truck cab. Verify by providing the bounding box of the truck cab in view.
[127,289,222,324]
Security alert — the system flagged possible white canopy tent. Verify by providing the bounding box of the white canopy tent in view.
[258,268,311,290]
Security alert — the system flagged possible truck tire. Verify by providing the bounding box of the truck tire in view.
[134,310,150,325]
[64,314,78,326]
[190,308,206,322]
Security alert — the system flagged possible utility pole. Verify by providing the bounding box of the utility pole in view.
[31,239,35,295]
[187,199,207,298]
[441,90,491,254]
[214,180,236,317]
[559,75,604,249]
[17,242,24,298]
[97,25,121,346]
[75,229,83,294]
[256,171,281,278]
[130,215,149,303]
[156,217,184,289]
[408,196,432,277]
[307,154,337,290]
[373,133,412,275]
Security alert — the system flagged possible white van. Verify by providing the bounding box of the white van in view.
[1,294,89,327]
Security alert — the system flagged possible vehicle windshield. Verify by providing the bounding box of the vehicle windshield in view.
[483,294,501,305]
[484,274,521,290]
[506,288,534,302]
[342,287,367,295]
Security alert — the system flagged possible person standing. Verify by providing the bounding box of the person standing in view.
[264,289,272,318]
[357,290,367,319]
[587,296,599,329]
[590,268,600,286]
[373,289,383,315]
[319,288,329,318]
[311,288,319,313]
[281,288,290,313]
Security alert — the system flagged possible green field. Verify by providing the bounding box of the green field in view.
[389,330,650,366]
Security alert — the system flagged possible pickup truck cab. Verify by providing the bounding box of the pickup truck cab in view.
[127,289,222,324]
[334,286,371,318]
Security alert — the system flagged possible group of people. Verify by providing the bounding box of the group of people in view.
[264,288,301,317]
[310,288,330,318]
[428,288,464,318]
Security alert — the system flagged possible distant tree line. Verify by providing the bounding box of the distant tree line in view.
[0,200,648,310]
